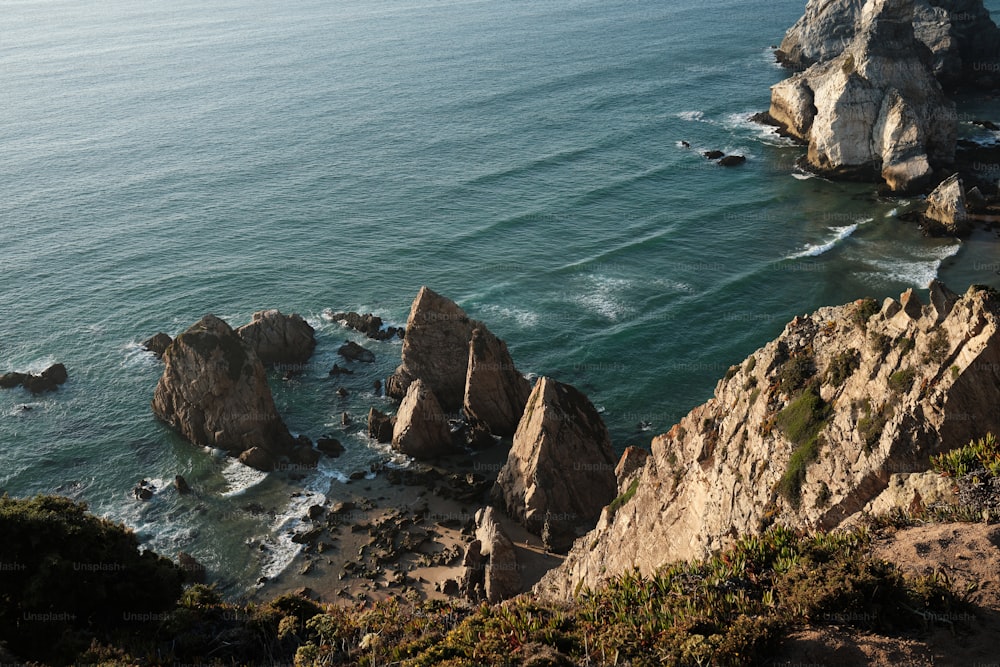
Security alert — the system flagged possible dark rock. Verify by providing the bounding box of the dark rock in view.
[317,436,345,457]
[718,155,747,167]
[0,372,26,389]
[235,309,316,366]
[174,475,191,494]
[326,311,402,341]
[367,408,395,444]
[307,504,325,521]
[143,333,173,359]
[703,150,725,160]
[442,578,459,595]
[349,471,367,481]
[292,527,323,544]
[341,411,352,426]
[133,480,155,501]
[336,387,349,397]
[177,551,206,583]
[974,119,1000,131]
[239,447,276,472]
[680,140,691,148]
[21,374,58,394]
[337,341,376,363]
[329,364,354,376]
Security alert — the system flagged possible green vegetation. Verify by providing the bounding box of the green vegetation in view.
[889,368,917,394]
[724,365,739,382]
[923,329,949,364]
[931,433,1000,478]
[825,348,860,387]
[857,399,889,453]
[775,387,831,508]
[869,331,891,357]
[895,336,915,354]
[607,478,640,518]
[777,354,816,395]
[744,356,756,373]
[850,298,880,328]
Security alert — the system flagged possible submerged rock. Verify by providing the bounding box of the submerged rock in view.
[536,284,1000,600]
[236,309,316,366]
[326,311,403,341]
[151,314,295,471]
[493,377,617,552]
[769,0,957,193]
[337,341,375,363]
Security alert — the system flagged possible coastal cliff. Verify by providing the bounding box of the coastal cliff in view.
[535,283,1000,599]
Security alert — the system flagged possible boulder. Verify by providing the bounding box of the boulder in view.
[326,311,404,341]
[236,310,316,366]
[718,154,747,166]
[459,507,521,603]
[769,0,957,193]
[40,363,68,385]
[0,372,26,389]
[367,408,395,444]
[174,475,191,494]
[386,287,479,411]
[316,436,345,457]
[337,341,375,363]
[392,379,452,459]
[151,314,295,471]
[1,364,68,393]
[777,0,1000,89]
[492,377,618,552]
[143,333,173,359]
[463,327,532,438]
[702,150,725,160]
[922,173,970,236]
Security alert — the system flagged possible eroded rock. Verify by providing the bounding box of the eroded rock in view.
[392,379,452,459]
[463,327,531,438]
[236,310,316,366]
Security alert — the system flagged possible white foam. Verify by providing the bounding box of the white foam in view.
[788,224,858,258]
[887,208,899,218]
[574,276,635,321]
[220,458,269,497]
[477,304,540,328]
[866,243,961,288]
[792,171,814,180]
[676,110,705,122]
[722,111,796,147]
[121,341,159,368]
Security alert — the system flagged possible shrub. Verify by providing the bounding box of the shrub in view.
[931,433,1000,478]
[923,329,949,364]
[869,331,891,357]
[776,388,831,508]
[777,355,816,395]
[825,348,860,387]
[889,368,916,394]
[850,298,880,328]
[608,479,640,517]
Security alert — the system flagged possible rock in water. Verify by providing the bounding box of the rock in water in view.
[493,377,617,552]
[463,327,532,438]
[143,333,173,360]
[151,314,295,471]
[235,309,316,366]
[367,407,395,444]
[769,0,957,193]
[921,173,970,236]
[386,287,478,411]
[392,379,452,459]
[778,0,1000,89]
[535,284,1000,600]
[337,341,375,363]
[460,507,521,603]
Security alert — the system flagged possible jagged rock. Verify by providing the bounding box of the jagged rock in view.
[463,327,532,438]
[236,310,316,366]
[392,379,452,459]
[1,364,68,394]
[0,372,26,389]
[778,0,1000,89]
[316,436,345,457]
[174,475,191,494]
[863,471,958,516]
[328,364,354,376]
[386,287,479,411]
[151,314,295,471]
[703,150,725,160]
[922,173,970,236]
[337,341,375,363]
[367,408,395,443]
[143,333,173,359]
[535,284,1000,600]
[769,0,957,193]
[615,446,650,492]
[493,377,617,552]
[132,480,155,501]
[326,311,403,341]
[459,507,521,603]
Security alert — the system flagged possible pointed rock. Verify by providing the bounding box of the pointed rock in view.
[392,379,452,459]
[460,507,521,603]
[464,327,531,438]
[143,333,173,359]
[151,314,294,471]
[922,173,970,237]
[493,377,617,551]
[367,407,395,444]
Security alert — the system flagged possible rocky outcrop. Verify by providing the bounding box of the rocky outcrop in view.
[862,471,958,516]
[337,341,375,363]
[235,310,315,366]
[386,287,478,411]
[151,315,296,471]
[460,507,522,603]
[463,328,532,438]
[615,446,650,492]
[493,377,618,552]
[535,284,1000,600]
[143,333,173,359]
[769,0,957,193]
[0,364,68,394]
[921,172,970,236]
[392,379,452,459]
[778,0,1000,89]
[325,311,404,341]
[367,408,395,444]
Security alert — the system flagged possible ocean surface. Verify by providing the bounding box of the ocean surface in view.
[2,0,998,597]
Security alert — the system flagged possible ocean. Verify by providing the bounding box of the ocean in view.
[2,0,998,596]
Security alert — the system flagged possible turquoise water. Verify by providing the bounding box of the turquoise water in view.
[2,0,998,596]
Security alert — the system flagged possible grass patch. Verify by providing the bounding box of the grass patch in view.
[776,387,831,508]
[777,354,816,395]
[608,478,640,518]
[825,348,859,387]
[889,368,916,394]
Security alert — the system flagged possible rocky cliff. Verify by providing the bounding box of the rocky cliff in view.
[535,283,1000,599]
[778,0,1000,89]
[769,0,957,193]
[151,314,297,471]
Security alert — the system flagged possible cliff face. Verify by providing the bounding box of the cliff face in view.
[778,0,1000,89]
[535,284,1000,599]
[770,0,956,193]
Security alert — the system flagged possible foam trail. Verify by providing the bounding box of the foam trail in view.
[788,224,858,259]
